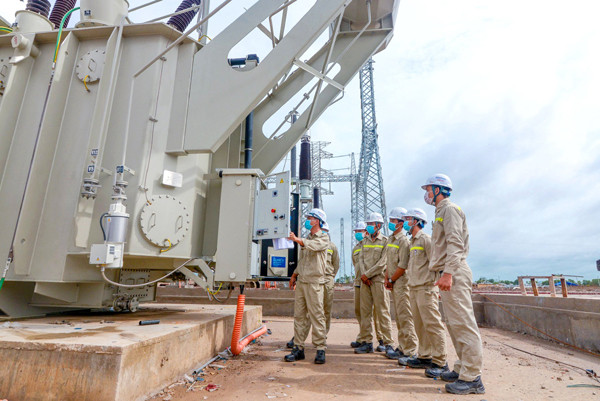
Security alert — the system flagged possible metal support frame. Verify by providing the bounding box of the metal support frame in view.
[293,59,344,91]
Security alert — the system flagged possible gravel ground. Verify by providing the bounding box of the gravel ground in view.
[149,317,600,401]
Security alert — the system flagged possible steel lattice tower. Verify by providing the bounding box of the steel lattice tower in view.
[354,58,387,235]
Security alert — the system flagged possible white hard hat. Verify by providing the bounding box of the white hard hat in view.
[404,208,427,223]
[389,207,407,221]
[365,212,384,224]
[322,221,330,231]
[353,221,367,231]
[421,174,453,191]
[306,208,327,223]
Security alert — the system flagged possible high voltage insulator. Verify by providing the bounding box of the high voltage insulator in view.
[26,0,52,18]
[167,0,202,33]
[49,0,77,29]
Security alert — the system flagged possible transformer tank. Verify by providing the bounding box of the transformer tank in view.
[0,0,400,317]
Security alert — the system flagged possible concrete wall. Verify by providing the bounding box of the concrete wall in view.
[472,294,600,353]
[158,287,356,318]
[158,287,600,353]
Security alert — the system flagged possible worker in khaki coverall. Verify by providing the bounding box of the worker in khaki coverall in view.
[350,222,384,348]
[423,174,485,395]
[398,208,448,379]
[355,212,394,354]
[384,207,418,360]
[321,222,340,334]
[285,208,329,365]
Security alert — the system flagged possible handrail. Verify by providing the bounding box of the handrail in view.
[144,3,204,24]
[129,0,164,13]
[134,0,234,78]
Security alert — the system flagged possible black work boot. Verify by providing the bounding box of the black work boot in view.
[314,350,326,364]
[354,342,374,354]
[407,357,433,369]
[375,339,386,352]
[284,346,305,362]
[441,370,459,382]
[386,347,404,360]
[350,340,362,348]
[445,377,486,395]
[425,363,450,378]
[286,337,294,349]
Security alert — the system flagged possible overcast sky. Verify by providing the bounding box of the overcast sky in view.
[2,1,599,281]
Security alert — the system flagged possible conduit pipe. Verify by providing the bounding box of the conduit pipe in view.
[230,294,268,356]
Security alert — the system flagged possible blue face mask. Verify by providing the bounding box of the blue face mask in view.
[354,232,364,241]
[366,225,375,235]
[304,220,313,230]
[403,221,411,232]
[388,222,397,231]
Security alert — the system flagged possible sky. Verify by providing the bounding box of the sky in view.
[2,1,600,281]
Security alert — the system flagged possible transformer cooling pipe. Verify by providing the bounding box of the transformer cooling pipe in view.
[299,135,311,181]
[230,294,268,356]
[167,0,202,32]
[26,0,52,18]
[49,0,77,28]
[299,134,312,200]
[313,187,320,209]
[244,112,254,168]
[290,112,298,180]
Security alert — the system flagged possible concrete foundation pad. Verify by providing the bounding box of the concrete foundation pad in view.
[0,303,262,401]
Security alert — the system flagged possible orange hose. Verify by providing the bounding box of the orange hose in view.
[230,294,268,355]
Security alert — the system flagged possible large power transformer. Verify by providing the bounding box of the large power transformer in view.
[0,0,399,317]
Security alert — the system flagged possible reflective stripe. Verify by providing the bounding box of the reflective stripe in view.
[410,246,424,251]
[435,217,443,222]
[327,249,334,254]
[386,244,400,249]
[363,245,384,249]
[353,249,361,254]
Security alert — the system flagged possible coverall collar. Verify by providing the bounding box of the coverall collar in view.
[436,197,451,210]
[391,230,404,240]
[366,231,384,242]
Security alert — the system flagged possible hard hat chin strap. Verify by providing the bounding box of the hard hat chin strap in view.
[432,185,451,206]
[409,220,424,235]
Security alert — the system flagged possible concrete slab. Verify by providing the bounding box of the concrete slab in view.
[0,303,263,401]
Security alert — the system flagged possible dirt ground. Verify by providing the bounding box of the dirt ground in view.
[149,317,600,401]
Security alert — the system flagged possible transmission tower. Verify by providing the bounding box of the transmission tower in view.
[354,58,388,235]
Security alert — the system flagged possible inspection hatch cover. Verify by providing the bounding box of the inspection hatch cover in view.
[76,48,106,83]
[139,195,190,248]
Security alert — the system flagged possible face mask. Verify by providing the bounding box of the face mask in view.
[403,221,410,232]
[424,191,434,205]
[388,222,397,231]
[304,220,313,230]
[366,225,375,235]
[354,232,364,241]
